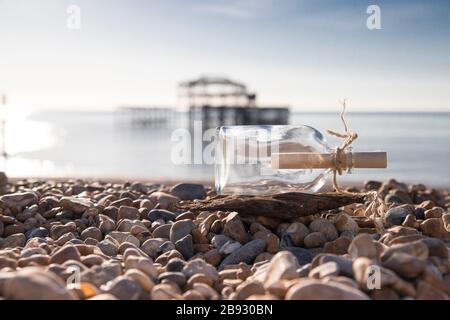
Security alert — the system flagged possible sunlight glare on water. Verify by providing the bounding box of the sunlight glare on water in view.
[1,105,59,155]
[0,105,60,175]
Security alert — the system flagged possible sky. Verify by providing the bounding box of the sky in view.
[0,0,449,112]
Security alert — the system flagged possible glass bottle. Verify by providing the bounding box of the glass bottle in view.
[215,125,386,195]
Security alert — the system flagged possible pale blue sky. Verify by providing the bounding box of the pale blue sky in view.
[0,0,449,111]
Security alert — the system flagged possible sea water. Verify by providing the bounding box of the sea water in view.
[1,109,449,186]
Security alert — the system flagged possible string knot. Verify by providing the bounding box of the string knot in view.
[326,99,358,194]
[326,99,387,234]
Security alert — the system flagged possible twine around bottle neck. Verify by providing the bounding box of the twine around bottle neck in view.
[326,100,387,234]
[326,99,358,195]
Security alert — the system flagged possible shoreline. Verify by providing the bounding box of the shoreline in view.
[7,176,450,191]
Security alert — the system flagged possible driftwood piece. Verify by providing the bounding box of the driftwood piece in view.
[177,192,366,219]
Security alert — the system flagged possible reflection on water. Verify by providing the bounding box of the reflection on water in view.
[1,108,449,186]
[1,105,59,155]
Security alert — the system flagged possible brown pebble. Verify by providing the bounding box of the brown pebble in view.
[203,249,222,266]
[303,232,326,248]
[323,236,351,255]
[235,280,265,300]
[49,245,81,265]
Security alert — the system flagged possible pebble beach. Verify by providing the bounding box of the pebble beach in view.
[0,176,449,300]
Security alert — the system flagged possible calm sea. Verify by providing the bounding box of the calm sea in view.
[1,109,449,187]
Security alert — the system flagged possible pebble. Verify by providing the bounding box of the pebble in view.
[19,254,50,267]
[3,224,25,237]
[203,249,222,266]
[149,192,180,211]
[122,247,145,259]
[118,206,140,220]
[255,252,274,263]
[192,283,220,300]
[223,212,248,244]
[186,273,214,289]
[0,256,18,269]
[81,227,102,241]
[170,219,195,243]
[315,254,354,277]
[2,268,76,300]
[371,287,399,300]
[383,206,414,227]
[152,224,171,239]
[381,240,429,261]
[0,192,38,208]
[364,180,382,191]
[26,227,49,240]
[1,234,26,248]
[102,206,118,220]
[416,280,449,300]
[420,237,449,259]
[176,211,195,221]
[130,224,147,235]
[166,257,187,272]
[285,279,370,300]
[265,233,280,254]
[107,231,140,247]
[333,213,360,235]
[169,183,206,200]
[420,218,450,241]
[175,234,194,259]
[263,251,299,288]
[99,215,115,233]
[219,239,266,269]
[151,283,181,300]
[402,214,419,229]
[219,240,242,255]
[192,227,209,244]
[183,290,206,300]
[80,263,121,288]
[182,258,219,281]
[348,234,377,260]
[382,252,426,278]
[210,219,223,234]
[236,280,265,300]
[384,195,404,205]
[147,209,176,222]
[303,232,326,248]
[285,222,309,246]
[59,196,93,213]
[281,247,313,266]
[425,207,445,219]
[97,240,118,256]
[51,222,77,239]
[159,271,187,287]
[211,234,232,249]
[309,261,340,279]
[389,189,413,204]
[104,276,141,300]
[124,256,157,279]
[308,219,338,241]
[81,254,105,267]
[49,245,81,264]
[159,240,176,253]
[125,268,155,292]
[88,293,118,300]
[415,207,426,220]
[323,236,351,255]
[140,238,165,259]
